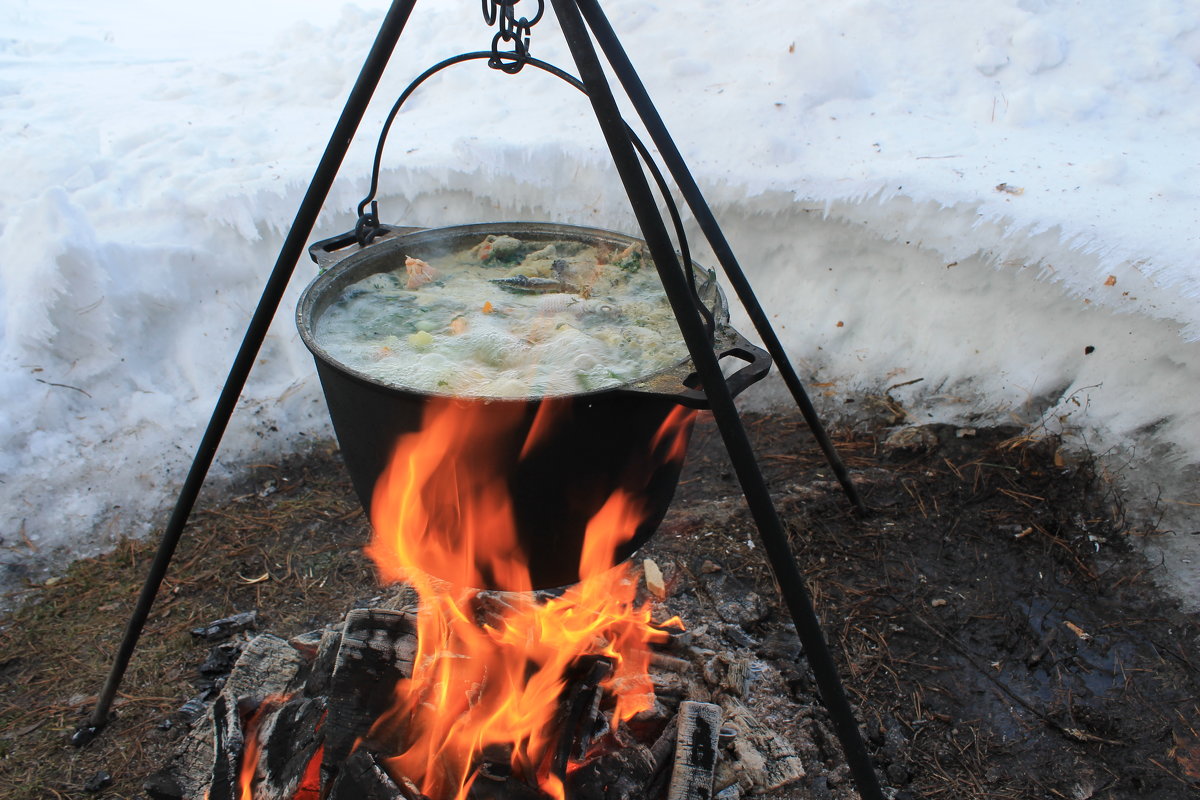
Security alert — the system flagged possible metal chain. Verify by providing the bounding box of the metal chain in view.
[482,0,545,73]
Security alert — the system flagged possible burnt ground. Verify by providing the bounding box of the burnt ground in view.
[1,409,1199,799]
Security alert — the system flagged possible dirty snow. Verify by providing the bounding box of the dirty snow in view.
[2,1,1198,602]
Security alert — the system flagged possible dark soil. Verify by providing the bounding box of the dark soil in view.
[2,410,1198,799]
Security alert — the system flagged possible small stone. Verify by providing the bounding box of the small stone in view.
[83,771,113,793]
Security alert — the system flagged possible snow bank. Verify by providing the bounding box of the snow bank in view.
[2,1,1198,600]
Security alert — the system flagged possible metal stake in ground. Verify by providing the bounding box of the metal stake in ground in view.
[549,2,883,798]
[73,0,419,746]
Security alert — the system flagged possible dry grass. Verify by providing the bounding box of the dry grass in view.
[0,443,375,800]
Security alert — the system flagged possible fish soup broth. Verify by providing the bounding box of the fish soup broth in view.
[315,233,691,398]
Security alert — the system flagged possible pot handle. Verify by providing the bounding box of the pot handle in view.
[308,225,426,271]
[672,334,772,409]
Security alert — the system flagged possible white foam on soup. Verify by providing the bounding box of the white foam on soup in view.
[314,233,694,397]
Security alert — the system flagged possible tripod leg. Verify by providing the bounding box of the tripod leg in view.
[72,0,419,746]
[551,3,883,799]
[576,0,866,517]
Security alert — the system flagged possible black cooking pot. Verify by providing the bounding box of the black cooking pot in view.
[297,221,770,589]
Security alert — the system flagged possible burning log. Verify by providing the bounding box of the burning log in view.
[245,696,326,799]
[299,623,343,697]
[466,775,556,800]
[287,628,325,660]
[552,655,613,773]
[153,692,249,800]
[161,590,830,800]
[223,634,306,703]
[158,394,832,799]
[152,633,310,800]
[567,742,657,800]
[168,692,244,800]
[325,749,405,800]
[666,701,721,800]
[322,607,417,776]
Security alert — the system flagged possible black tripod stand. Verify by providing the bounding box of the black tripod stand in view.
[78,3,881,798]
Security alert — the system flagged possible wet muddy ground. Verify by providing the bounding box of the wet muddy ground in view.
[1,409,1198,799]
[654,412,1200,799]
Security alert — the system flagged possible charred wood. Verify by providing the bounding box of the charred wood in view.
[322,607,417,779]
[644,714,678,800]
[567,742,655,800]
[650,670,688,706]
[650,652,693,673]
[302,624,343,697]
[702,574,768,629]
[553,655,613,775]
[199,640,244,676]
[223,634,306,704]
[163,634,310,800]
[474,742,514,783]
[626,698,674,744]
[207,694,243,800]
[378,581,420,613]
[164,689,246,800]
[466,775,556,800]
[702,653,753,698]
[250,696,326,799]
[666,701,721,800]
[325,748,403,800]
[191,610,258,642]
[287,629,325,660]
[717,697,805,793]
[396,775,433,800]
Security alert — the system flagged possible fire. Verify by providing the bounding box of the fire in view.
[364,397,695,800]
[239,700,270,799]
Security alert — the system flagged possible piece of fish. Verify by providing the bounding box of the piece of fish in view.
[535,293,619,316]
[405,255,438,290]
[489,274,574,293]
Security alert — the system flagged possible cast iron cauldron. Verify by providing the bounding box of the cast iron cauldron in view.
[297,222,770,590]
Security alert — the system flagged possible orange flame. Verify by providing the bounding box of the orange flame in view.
[364,398,695,800]
[238,697,281,800]
[237,698,323,800]
[293,744,324,800]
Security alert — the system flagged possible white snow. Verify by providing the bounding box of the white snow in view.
[3,1,1199,603]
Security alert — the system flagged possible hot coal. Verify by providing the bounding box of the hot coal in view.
[155,589,800,800]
